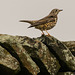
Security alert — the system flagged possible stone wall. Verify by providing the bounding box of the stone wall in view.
[0,34,75,75]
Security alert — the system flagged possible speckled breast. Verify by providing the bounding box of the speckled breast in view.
[35,22,56,31]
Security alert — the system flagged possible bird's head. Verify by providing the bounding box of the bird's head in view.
[49,9,63,15]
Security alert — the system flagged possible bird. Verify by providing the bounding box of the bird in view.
[19,8,63,36]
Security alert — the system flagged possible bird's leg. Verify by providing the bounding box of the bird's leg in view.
[42,31,44,35]
[45,30,51,36]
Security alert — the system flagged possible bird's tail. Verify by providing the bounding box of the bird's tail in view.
[19,20,38,28]
[19,20,33,24]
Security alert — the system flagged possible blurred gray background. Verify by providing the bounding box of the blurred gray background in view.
[0,0,75,41]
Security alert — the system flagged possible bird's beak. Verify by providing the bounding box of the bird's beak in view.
[59,9,63,12]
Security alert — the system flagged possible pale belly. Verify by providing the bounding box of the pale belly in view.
[35,22,56,31]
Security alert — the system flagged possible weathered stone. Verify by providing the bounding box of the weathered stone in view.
[0,34,60,75]
[36,35,75,71]
[0,34,40,75]
[20,36,60,75]
[0,46,20,75]
[62,41,75,56]
[0,34,75,75]
[57,72,75,75]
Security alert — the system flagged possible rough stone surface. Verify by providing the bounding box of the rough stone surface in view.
[0,34,40,75]
[0,45,20,75]
[62,41,75,56]
[0,34,75,75]
[57,72,75,75]
[36,35,75,71]
[20,36,60,75]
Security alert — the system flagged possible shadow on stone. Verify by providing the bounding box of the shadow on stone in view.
[31,58,50,75]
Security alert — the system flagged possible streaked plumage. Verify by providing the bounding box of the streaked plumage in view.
[20,8,62,36]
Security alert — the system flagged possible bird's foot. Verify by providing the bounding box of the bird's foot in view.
[42,33,45,35]
[41,32,45,35]
[46,33,51,36]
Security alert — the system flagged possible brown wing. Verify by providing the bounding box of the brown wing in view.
[28,17,56,28]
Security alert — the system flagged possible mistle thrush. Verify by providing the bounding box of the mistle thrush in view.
[20,8,63,36]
